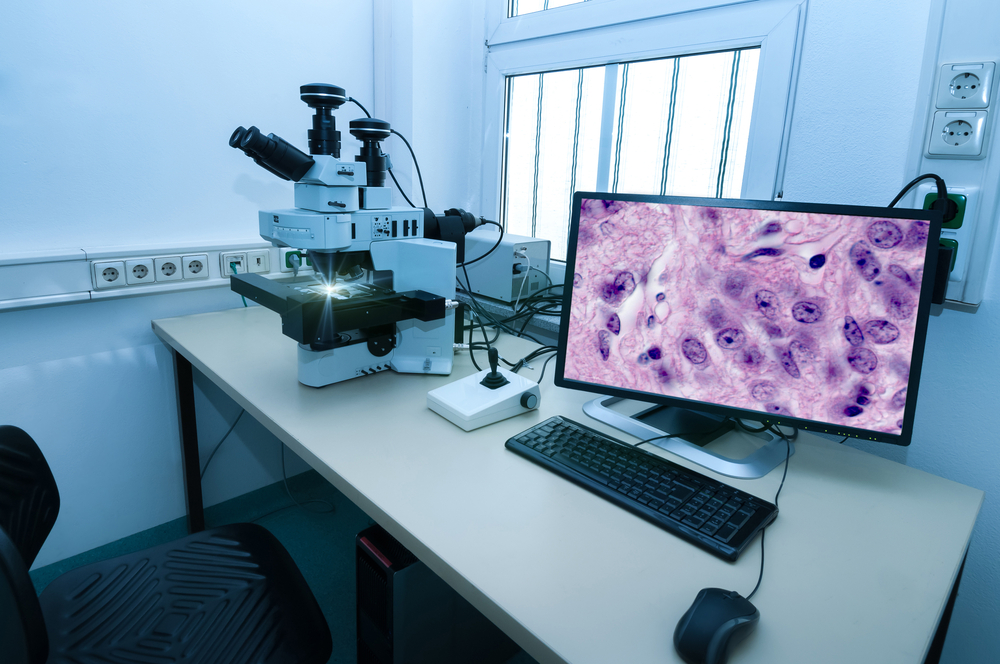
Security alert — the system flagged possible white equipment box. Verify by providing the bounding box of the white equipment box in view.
[462,230,550,303]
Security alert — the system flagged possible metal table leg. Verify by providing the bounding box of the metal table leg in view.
[172,351,205,532]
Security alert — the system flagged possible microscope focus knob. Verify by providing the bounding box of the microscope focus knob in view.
[520,392,539,410]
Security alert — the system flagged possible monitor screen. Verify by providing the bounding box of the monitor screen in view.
[555,192,942,446]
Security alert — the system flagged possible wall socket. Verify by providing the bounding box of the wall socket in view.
[182,254,209,279]
[93,261,126,289]
[935,62,995,109]
[125,258,155,285]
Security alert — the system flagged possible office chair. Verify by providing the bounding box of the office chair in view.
[0,425,333,664]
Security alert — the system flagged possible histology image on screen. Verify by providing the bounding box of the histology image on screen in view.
[563,199,931,435]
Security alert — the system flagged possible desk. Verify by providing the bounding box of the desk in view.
[153,306,982,664]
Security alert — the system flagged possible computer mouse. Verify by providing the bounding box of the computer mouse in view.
[673,587,759,664]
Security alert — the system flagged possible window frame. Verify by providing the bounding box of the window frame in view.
[480,0,808,243]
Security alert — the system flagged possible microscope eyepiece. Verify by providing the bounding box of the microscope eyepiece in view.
[229,125,315,182]
[230,126,248,149]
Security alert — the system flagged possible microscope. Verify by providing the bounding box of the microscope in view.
[229,84,481,387]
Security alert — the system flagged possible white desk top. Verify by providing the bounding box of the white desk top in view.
[153,306,982,664]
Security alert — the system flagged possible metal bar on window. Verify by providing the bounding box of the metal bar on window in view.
[595,64,618,192]
[611,62,629,193]
[716,50,741,198]
[499,76,514,230]
[531,74,544,237]
[660,58,680,195]
[569,69,583,200]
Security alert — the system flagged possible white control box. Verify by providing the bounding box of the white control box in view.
[462,230,550,303]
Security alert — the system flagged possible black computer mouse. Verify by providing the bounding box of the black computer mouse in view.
[673,587,760,664]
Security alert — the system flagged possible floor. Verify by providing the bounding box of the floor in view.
[30,470,539,664]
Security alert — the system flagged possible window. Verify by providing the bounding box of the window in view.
[502,48,760,260]
[509,0,589,18]
[482,0,807,262]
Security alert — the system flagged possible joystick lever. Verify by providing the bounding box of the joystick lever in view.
[480,347,510,390]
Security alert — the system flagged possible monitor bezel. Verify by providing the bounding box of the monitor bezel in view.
[554,191,943,446]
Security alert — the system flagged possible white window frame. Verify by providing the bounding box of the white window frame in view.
[480,0,808,232]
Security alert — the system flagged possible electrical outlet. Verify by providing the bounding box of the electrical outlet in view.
[936,62,995,109]
[927,110,988,157]
[279,249,313,273]
[221,252,248,277]
[154,256,183,282]
[93,261,126,289]
[917,183,977,283]
[125,258,155,285]
[182,254,209,279]
[247,250,270,273]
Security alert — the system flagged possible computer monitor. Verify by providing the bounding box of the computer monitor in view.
[555,192,942,479]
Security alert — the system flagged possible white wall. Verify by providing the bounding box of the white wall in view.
[0,1,375,566]
[395,1,999,663]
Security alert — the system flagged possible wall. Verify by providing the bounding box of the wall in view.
[783,2,999,662]
[0,1,375,567]
[398,1,998,662]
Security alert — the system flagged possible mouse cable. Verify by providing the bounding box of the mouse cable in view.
[745,427,793,601]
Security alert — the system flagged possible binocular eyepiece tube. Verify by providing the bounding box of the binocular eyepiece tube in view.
[230,126,315,182]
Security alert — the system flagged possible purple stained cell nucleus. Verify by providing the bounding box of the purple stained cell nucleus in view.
[597,330,611,361]
[764,323,783,338]
[891,387,907,409]
[573,272,583,288]
[904,221,929,249]
[647,346,662,360]
[750,381,777,401]
[681,338,707,364]
[844,405,864,417]
[780,349,801,378]
[601,270,636,305]
[847,347,878,374]
[754,290,779,319]
[867,220,903,249]
[843,316,864,346]
[655,292,666,302]
[863,319,900,344]
[704,299,726,329]
[762,222,782,234]
[715,327,745,350]
[647,315,656,328]
[743,247,783,260]
[849,241,882,282]
[607,313,621,335]
[791,301,823,324]
[723,272,748,298]
[886,290,915,320]
[742,347,764,366]
[888,264,912,285]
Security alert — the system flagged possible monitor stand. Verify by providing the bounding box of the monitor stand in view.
[582,396,794,479]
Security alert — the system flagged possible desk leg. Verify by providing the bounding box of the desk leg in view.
[924,552,966,664]
[172,351,205,533]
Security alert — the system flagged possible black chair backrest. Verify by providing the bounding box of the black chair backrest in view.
[0,426,59,569]
[0,426,60,568]
[0,524,48,664]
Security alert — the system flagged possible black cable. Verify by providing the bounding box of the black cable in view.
[888,173,956,222]
[458,220,505,267]
[388,169,417,207]
[745,428,792,601]
[201,409,245,478]
[389,128,427,207]
[348,97,371,118]
[347,98,419,210]
[535,350,559,385]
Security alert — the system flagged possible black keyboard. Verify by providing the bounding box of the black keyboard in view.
[505,416,777,562]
